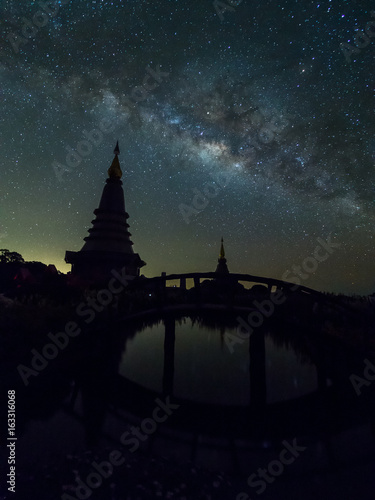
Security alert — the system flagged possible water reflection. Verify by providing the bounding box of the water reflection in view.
[118,317,318,406]
[12,308,372,447]
[6,308,375,500]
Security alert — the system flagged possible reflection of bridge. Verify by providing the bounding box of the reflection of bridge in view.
[112,307,372,442]
[117,307,327,414]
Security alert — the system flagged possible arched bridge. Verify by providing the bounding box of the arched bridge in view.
[114,271,328,325]
[136,271,323,296]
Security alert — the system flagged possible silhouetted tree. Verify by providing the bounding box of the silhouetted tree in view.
[0,249,24,264]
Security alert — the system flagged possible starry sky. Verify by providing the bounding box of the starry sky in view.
[1,0,375,295]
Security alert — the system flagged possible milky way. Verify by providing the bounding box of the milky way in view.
[0,0,374,294]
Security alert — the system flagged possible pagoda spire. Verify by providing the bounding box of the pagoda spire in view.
[108,140,122,179]
[219,237,225,259]
[215,237,229,274]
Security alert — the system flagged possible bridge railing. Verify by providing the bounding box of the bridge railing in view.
[133,272,323,298]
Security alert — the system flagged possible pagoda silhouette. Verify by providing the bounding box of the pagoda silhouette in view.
[65,142,146,282]
[215,237,229,275]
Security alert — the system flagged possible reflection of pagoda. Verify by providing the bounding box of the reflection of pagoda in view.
[65,142,146,282]
[215,237,229,274]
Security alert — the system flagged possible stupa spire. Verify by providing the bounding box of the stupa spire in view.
[108,140,122,179]
[219,237,225,259]
[215,237,229,274]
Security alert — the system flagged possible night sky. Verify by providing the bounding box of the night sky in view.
[1,0,375,295]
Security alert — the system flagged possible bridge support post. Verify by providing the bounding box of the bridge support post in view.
[163,316,175,396]
[155,274,167,307]
[180,277,186,290]
[161,272,167,304]
[193,276,201,305]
